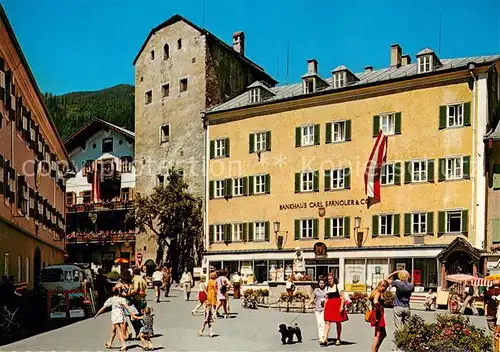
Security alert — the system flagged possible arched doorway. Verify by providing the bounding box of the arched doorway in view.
[144,259,156,277]
[34,247,41,287]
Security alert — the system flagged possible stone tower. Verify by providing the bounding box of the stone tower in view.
[133,15,276,264]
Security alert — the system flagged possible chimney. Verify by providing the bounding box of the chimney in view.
[232,31,245,56]
[364,65,373,72]
[390,44,402,68]
[401,54,411,66]
[307,59,318,74]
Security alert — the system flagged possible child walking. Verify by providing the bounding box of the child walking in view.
[198,300,214,338]
[94,287,137,351]
[135,306,154,351]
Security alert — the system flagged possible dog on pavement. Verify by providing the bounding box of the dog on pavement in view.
[278,323,302,344]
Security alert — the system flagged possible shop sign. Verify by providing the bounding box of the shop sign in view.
[279,198,367,211]
[102,252,115,261]
[345,263,366,292]
[313,242,327,258]
[305,259,338,265]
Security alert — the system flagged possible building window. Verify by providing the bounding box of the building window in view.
[215,180,224,198]
[331,121,345,142]
[102,138,113,153]
[412,213,427,234]
[121,188,130,202]
[254,175,266,194]
[17,256,21,282]
[330,168,345,189]
[163,43,169,60]
[66,192,75,206]
[150,50,155,60]
[304,78,315,93]
[157,175,164,188]
[301,125,314,146]
[446,157,463,180]
[301,171,313,192]
[25,257,29,284]
[215,224,224,242]
[381,163,395,185]
[379,214,394,235]
[82,191,91,204]
[214,139,226,157]
[330,217,344,237]
[254,222,266,241]
[233,178,243,196]
[250,88,261,103]
[446,211,462,233]
[233,223,243,241]
[4,253,9,276]
[145,90,152,105]
[177,39,182,50]
[300,219,314,238]
[334,72,346,88]
[121,156,132,173]
[180,78,188,92]
[447,104,464,127]
[380,114,395,135]
[255,132,267,152]
[412,160,428,182]
[418,55,432,73]
[162,84,170,98]
[160,125,170,143]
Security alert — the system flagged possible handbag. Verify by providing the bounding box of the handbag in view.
[364,308,372,323]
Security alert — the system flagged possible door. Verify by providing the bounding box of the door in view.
[328,266,339,280]
[316,265,329,280]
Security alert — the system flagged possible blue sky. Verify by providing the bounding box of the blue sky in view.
[3,0,500,95]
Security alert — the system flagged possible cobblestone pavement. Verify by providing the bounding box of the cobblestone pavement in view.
[3,289,489,351]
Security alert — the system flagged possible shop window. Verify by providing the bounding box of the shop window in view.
[268,260,285,282]
[446,210,462,233]
[214,180,224,198]
[344,259,366,291]
[254,222,266,241]
[253,260,267,284]
[233,178,244,196]
[102,138,113,153]
[214,224,224,242]
[232,223,243,242]
[366,259,388,290]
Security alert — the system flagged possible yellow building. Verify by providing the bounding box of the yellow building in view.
[203,44,500,291]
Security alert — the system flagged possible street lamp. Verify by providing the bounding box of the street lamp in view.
[273,221,287,250]
[354,216,364,247]
[273,221,280,233]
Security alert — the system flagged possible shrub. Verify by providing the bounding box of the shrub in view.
[383,290,394,308]
[348,292,369,314]
[106,271,120,281]
[394,313,491,352]
[293,291,310,301]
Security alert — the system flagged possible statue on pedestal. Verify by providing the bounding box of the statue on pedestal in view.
[293,247,306,280]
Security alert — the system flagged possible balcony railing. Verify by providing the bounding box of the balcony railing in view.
[66,230,135,244]
[67,200,133,213]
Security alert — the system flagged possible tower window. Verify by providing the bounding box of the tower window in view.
[150,50,155,60]
[162,84,170,98]
[163,43,169,60]
[145,90,152,105]
[177,39,182,50]
[180,78,188,92]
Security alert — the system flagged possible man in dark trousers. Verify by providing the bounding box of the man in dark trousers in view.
[94,268,107,308]
[484,280,500,347]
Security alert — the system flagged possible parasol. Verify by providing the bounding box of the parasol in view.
[114,258,129,264]
[446,274,476,283]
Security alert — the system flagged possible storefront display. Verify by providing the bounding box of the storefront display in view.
[345,259,366,291]
[367,259,388,289]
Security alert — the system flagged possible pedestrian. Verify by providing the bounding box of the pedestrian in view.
[94,287,137,351]
[95,268,107,308]
[309,278,326,344]
[192,276,207,315]
[161,266,172,298]
[215,270,230,318]
[180,267,194,301]
[232,272,242,299]
[459,282,478,315]
[424,289,437,311]
[131,268,148,311]
[198,300,214,338]
[207,272,217,309]
[485,279,500,346]
[135,306,154,351]
[321,274,347,346]
[152,267,163,303]
[386,270,413,330]
[369,280,389,352]
[116,270,140,340]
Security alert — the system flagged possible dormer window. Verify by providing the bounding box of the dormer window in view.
[418,55,432,73]
[334,71,346,88]
[250,88,261,103]
[304,78,315,94]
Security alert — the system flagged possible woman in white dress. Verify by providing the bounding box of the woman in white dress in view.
[95,287,137,351]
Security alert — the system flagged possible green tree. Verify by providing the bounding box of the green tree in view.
[129,169,204,279]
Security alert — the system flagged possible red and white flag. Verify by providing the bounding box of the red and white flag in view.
[364,130,387,207]
[91,160,100,202]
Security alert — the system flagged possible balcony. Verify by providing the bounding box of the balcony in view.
[67,200,133,213]
[66,230,135,244]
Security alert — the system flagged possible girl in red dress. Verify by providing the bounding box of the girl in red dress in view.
[369,280,389,352]
[321,274,347,346]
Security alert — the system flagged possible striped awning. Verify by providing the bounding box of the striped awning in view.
[471,278,491,287]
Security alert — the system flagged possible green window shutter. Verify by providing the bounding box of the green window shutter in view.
[393,214,400,236]
[404,161,411,184]
[225,179,232,197]
[394,162,401,185]
[248,176,254,195]
[210,140,215,159]
[324,169,331,191]
[438,211,446,236]
[404,213,411,236]
[314,124,320,145]
[313,219,319,239]
[427,212,434,235]
[248,223,254,242]
[462,209,468,234]
[344,168,351,189]
[427,159,434,183]
[225,224,232,243]
[225,138,230,157]
[265,222,270,241]
[266,131,271,151]
[326,123,332,144]
[209,181,214,199]
[265,174,271,194]
[492,219,500,243]
[294,219,300,240]
[438,158,446,182]
[395,112,402,135]
[344,217,350,238]
[464,102,471,126]
[439,106,447,129]
[209,225,214,244]
[295,173,301,193]
[243,177,248,196]
[249,134,255,153]
[345,120,352,141]
[463,156,470,179]
[373,115,380,137]
[313,170,319,192]
[372,215,379,237]
[242,223,248,242]
[325,218,331,239]
[295,127,301,147]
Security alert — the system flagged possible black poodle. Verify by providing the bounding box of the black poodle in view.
[278,323,302,344]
